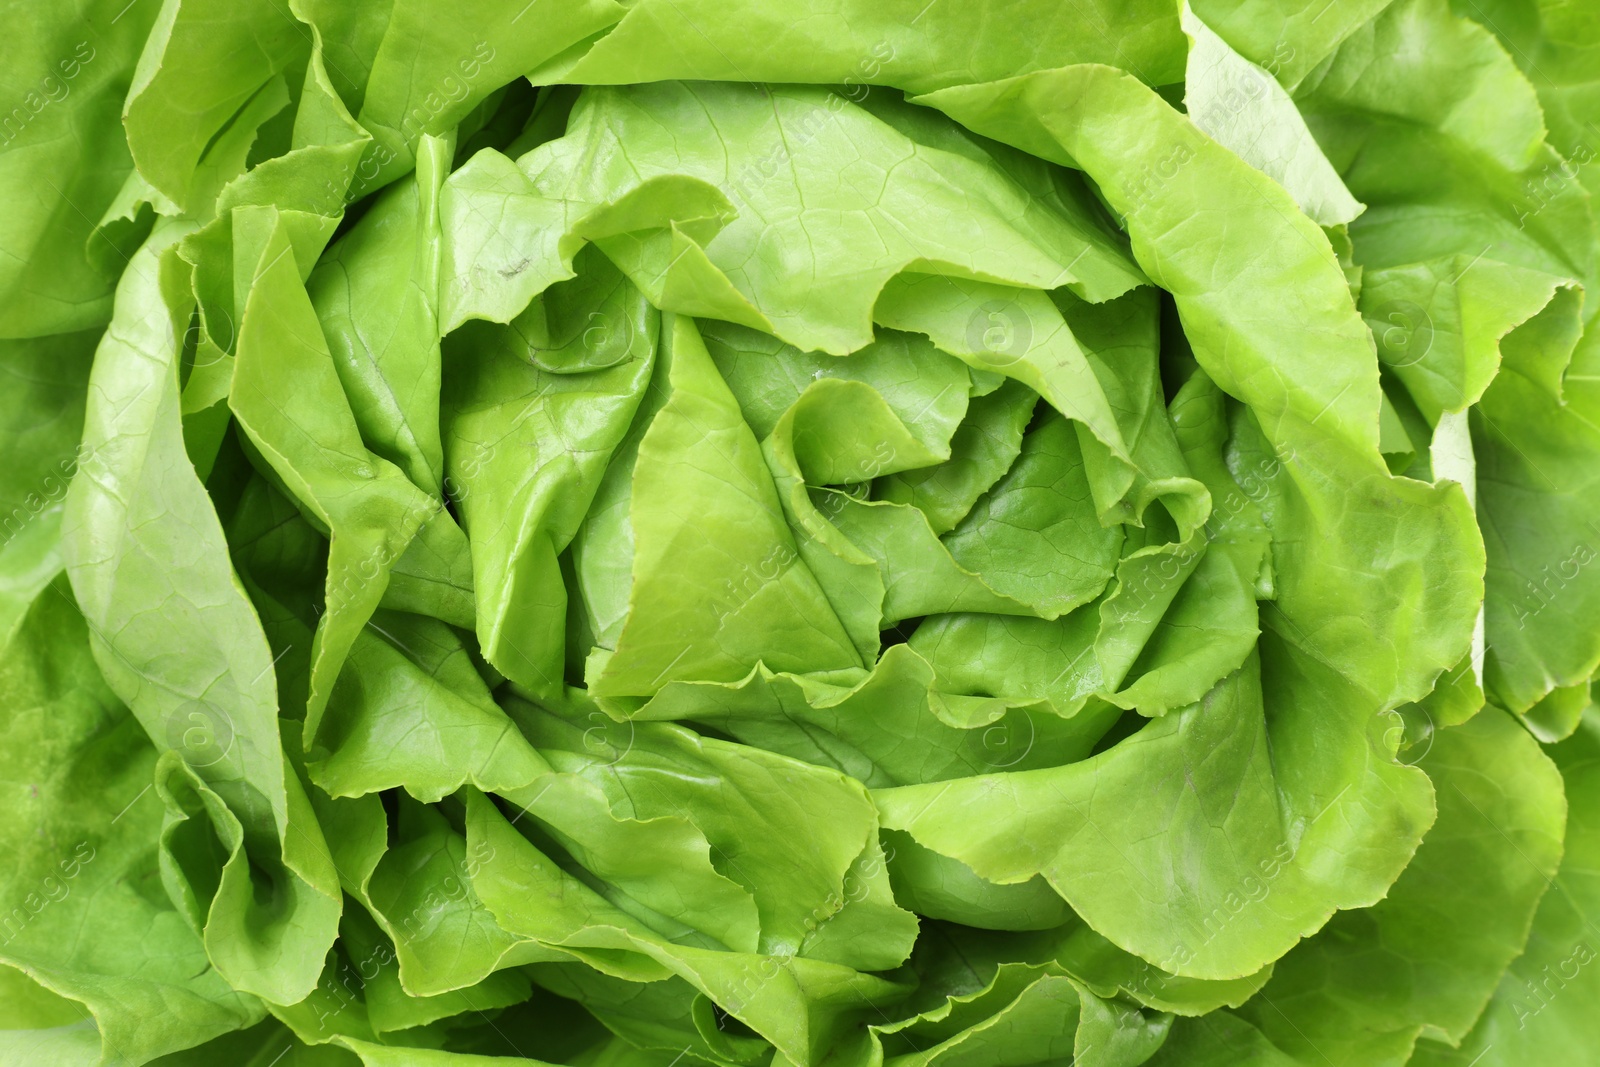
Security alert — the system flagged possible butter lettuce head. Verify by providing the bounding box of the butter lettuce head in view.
[1,0,1597,1065]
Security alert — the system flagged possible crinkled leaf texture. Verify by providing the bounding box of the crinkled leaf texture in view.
[5,0,1600,1064]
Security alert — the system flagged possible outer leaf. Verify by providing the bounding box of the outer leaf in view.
[1297,0,1547,172]
[531,0,1187,91]
[1412,711,1600,1064]
[0,0,158,337]
[122,0,308,209]
[875,636,1437,981]
[308,612,550,802]
[467,790,912,1067]
[0,329,98,642]
[475,81,1146,354]
[1144,1011,1300,1066]
[1233,707,1566,1062]
[1182,4,1363,226]
[0,578,263,1064]
[337,0,623,191]
[64,221,341,1004]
